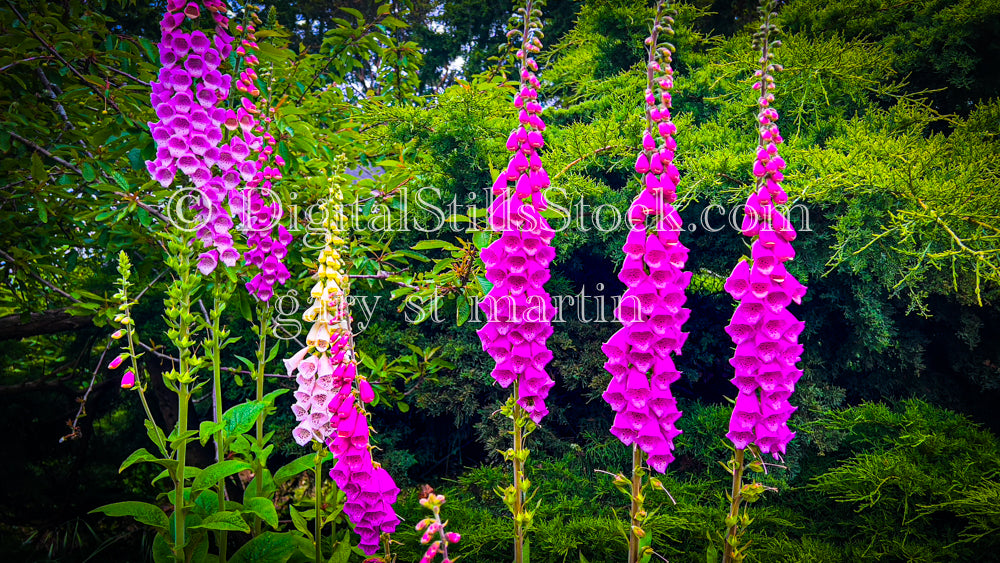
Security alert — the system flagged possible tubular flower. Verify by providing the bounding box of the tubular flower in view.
[284,177,398,555]
[476,6,556,424]
[231,16,290,301]
[146,1,238,273]
[724,31,803,459]
[602,9,688,475]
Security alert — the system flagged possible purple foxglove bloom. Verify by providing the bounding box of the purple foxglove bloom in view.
[723,45,805,459]
[145,2,242,273]
[601,25,688,473]
[478,32,557,424]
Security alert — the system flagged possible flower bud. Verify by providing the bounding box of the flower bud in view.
[109,355,125,370]
[120,370,136,389]
[112,329,125,340]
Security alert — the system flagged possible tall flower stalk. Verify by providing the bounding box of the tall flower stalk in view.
[601,2,688,561]
[112,252,167,459]
[146,3,234,559]
[284,168,401,556]
[231,9,292,303]
[477,1,556,561]
[721,2,805,561]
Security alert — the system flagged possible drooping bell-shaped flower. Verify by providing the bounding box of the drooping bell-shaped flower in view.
[601,13,689,473]
[146,1,239,272]
[723,37,805,459]
[478,24,557,424]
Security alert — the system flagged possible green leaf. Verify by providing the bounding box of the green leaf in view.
[199,420,223,446]
[192,460,252,492]
[191,511,251,533]
[119,448,170,473]
[30,153,45,182]
[638,530,653,563]
[80,162,97,182]
[457,297,471,326]
[706,544,719,563]
[222,402,269,436]
[152,533,173,563]
[473,230,491,249]
[257,43,292,62]
[289,505,311,539]
[412,240,459,251]
[91,501,169,531]
[478,276,493,295]
[228,532,297,563]
[274,453,319,485]
[327,530,352,563]
[580,552,591,563]
[397,401,410,413]
[194,490,220,517]
[243,497,279,529]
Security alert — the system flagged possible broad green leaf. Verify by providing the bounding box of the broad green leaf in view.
[119,447,175,473]
[191,511,250,533]
[327,530,352,563]
[91,501,169,531]
[473,230,491,249]
[243,497,279,529]
[194,490,220,517]
[199,420,223,446]
[222,402,268,436]
[192,460,252,492]
[274,453,319,485]
[153,533,173,563]
[80,162,97,182]
[228,532,297,563]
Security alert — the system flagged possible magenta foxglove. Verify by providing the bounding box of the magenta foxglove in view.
[724,27,804,459]
[602,10,689,475]
[476,5,556,424]
[231,18,291,301]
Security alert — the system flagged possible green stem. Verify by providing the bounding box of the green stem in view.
[211,279,228,563]
[722,449,746,563]
[628,445,643,563]
[252,303,270,536]
[175,382,190,563]
[512,401,526,563]
[512,1,536,560]
[314,451,324,563]
[173,255,196,563]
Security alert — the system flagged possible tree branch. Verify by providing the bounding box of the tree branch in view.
[0,308,93,340]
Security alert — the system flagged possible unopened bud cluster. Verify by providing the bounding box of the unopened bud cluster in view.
[415,491,461,563]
